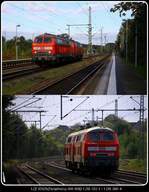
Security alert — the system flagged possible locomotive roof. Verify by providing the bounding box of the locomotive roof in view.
[35,33,82,44]
[68,127,114,137]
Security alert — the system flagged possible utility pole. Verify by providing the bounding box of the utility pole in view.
[88,6,92,55]
[115,99,118,117]
[16,24,21,60]
[66,25,71,37]
[91,108,95,126]
[130,95,146,159]
[101,110,104,126]
[39,111,42,131]
[60,95,63,120]
[100,27,103,53]
[66,6,92,55]
[14,110,46,131]
[140,95,144,159]
[104,34,107,45]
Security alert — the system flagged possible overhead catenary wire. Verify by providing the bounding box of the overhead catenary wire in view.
[10,96,35,111]
[11,97,42,112]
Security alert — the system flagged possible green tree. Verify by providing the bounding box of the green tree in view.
[2,36,32,60]
[111,2,147,77]
[2,96,28,160]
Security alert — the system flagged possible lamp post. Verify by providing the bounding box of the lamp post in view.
[16,24,20,60]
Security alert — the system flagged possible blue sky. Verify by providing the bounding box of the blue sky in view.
[10,95,147,130]
[1,1,132,44]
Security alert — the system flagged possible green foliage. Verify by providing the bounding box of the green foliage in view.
[104,114,146,159]
[2,96,77,160]
[2,36,32,60]
[119,159,146,173]
[111,2,147,78]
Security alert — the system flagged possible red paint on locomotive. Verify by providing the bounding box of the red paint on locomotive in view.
[64,127,119,174]
[32,33,84,66]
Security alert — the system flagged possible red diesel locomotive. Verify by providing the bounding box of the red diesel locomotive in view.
[64,127,119,175]
[32,33,84,66]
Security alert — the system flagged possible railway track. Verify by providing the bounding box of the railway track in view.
[12,156,147,185]
[2,55,107,83]
[17,164,64,184]
[44,161,147,184]
[3,66,41,81]
[2,58,32,70]
[31,56,109,95]
[2,55,99,70]
[112,170,147,184]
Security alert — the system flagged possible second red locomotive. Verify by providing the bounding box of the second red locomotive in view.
[32,33,84,66]
[64,127,119,175]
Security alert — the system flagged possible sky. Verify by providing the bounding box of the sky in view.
[1,1,132,44]
[9,95,147,130]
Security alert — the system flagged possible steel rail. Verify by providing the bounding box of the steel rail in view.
[31,55,109,94]
[18,164,64,184]
[2,58,32,69]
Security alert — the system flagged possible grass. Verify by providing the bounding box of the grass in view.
[3,55,108,94]
[3,159,19,168]
[119,159,147,174]
[121,57,146,79]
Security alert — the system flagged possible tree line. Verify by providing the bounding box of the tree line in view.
[2,36,32,60]
[111,2,147,77]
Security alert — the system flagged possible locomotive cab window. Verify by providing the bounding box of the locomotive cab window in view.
[73,136,77,142]
[34,37,43,43]
[87,130,100,142]
[57,38,63,45]
[102,132,114,141]
[44,36,51,43]
[76,135,81,142]
[67,137,72,143]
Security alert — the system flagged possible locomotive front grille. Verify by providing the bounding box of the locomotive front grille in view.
[86,156,118,168]
[36,52,50,56]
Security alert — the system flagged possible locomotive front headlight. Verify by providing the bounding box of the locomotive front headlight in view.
[44,47,53,50]
[33,47,41,50]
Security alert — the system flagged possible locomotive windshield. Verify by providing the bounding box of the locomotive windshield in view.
[44,36,51,43]
[34,36,43,43]
[103,132,114,141]
[88,130,114,142]
[88,130,100,142]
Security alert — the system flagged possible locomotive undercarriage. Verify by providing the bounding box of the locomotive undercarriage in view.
[65,157,119,176]
[32,52,83,67]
